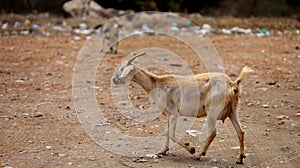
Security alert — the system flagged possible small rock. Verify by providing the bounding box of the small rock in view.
[246,102,254,107]
[118,101,128,106]
[33,112,44,117]
[4,166,13,168]
[210,158,218,164]
[132,158,148,163]
[58,153,68,158]
[170,63,182,67]
[88,157,96,161]
[231,146,240,150]
[157,57,168,61]
[281,146,289,151]
[22,113,30,117]
[267,81,277,85]
[262,104,269,108]
[276,115,289,120]
[139,105,145,110]
[145,154,158,158]
[65,105,71,110]
[46,146,52,150]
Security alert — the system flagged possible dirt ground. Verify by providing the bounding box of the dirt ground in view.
[0,27,300,168]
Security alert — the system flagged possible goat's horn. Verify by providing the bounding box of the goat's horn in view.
[127,51,146,65]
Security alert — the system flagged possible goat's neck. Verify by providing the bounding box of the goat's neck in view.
[132,66,157,93]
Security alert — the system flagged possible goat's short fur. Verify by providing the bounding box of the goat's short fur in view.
[112,52,253,164]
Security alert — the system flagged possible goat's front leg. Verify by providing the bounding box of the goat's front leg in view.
[229,112,246,164]
[169,114,195,155]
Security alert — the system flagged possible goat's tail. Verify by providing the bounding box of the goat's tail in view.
[234,66,253,85]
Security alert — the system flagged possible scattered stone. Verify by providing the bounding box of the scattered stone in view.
[118,101,128,106]
[132,158,148,163]
[262,104,269,108]
[3,166,13,168]
[157,57,168,61]
[88,156,96,161]
[210,158,218,164]
[246,102,254,107]
[267,81,277,85]
[58,153,68,158]
[145,154,158,158]
[170,63,182,67]
[46,146,52,150]
[22,113,30,117]
[186,130,201,137]
[276,115,289,120]
[231,146,240,150]
[33,112,44,118]
[280,146,289,152]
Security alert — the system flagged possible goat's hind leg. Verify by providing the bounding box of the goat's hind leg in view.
[195,115,217,160]
[168,114,195,155]
[194,128,217,160]
[157,115,170,156]
[229,112,246,164]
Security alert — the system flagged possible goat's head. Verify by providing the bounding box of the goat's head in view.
[112,51,146,85]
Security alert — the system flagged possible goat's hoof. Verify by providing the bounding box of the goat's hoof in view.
[236,160,243,164]
[236,154,246,164]
[189,147,196,155]
[201,152,206,156]
[157,149,169,157]
[185,143,190,146]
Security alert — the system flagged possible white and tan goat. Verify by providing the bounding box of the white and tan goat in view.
[112,52,253,164]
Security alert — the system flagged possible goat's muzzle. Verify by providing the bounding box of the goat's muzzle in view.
[233,88,238,94]
[112,76,124,85]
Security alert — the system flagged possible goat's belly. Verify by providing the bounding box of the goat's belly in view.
[196,110,207,118]
[179,108,207,118]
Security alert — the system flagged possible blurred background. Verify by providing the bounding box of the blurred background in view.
[1,0,300,17]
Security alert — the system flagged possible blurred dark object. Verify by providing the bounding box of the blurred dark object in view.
[0,0,299,17]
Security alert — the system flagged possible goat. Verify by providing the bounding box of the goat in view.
[112,52,253,164]
[63,0,93,20]
[100,18,121,54]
